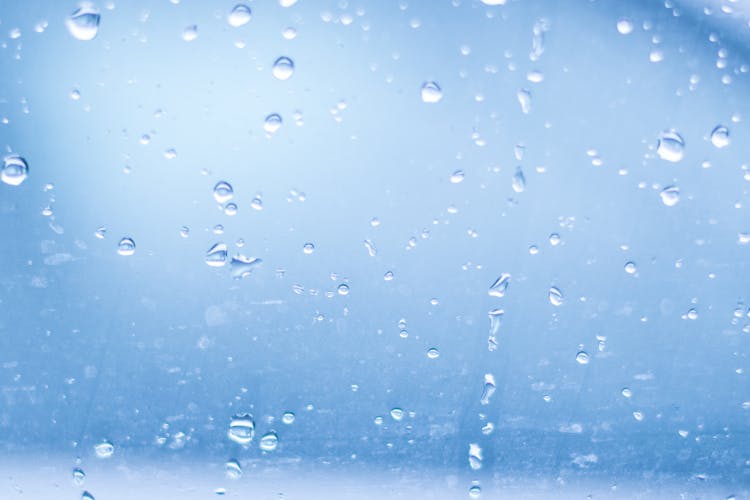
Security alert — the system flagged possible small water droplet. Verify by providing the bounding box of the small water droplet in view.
[282,412,295,424]
[621,387,632,398]
[272,56,295,80]
[687,308,698,320]
[529,245,539,255]
[450,170,464,183]
[224,203,238,216]
[1,155,28,186]
[549,233,561,246]
[94,440,114,458]
[616,18,634,34]
[72,467,86,486]
[213,181,234,204]
[206,243,229,267]
[710,125,730,148]
[390,408,404,421]
[225,458,242,479]
[264,113,283,134]
[480,0,505,5]
[303,242,315,254]
[384,270,394,281]
[182,25,198,42]
[82,491,95,500]
[512,166,526,193]
[337,283,350,296]
[633,411,644,421]
[228,413,255,445]
[228,4,252,27]
[70,89,81,101]
[469,484,482,498]
[279,0,298,6]
[660,185,680,206]
[214,487,226,496]
[488,273,511,298]
[656,131,685,162]
[259,431,278,451]
[624,261,637,274]
[66,6,100,41]
[427,347,440,359]
[117,237,135,256]
[282,26,297,40]
[575,351,590,364]
[548,286,564,306]
[421,81,443,103]
[180,226,190,238]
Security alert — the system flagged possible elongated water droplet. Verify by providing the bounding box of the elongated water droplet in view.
[656,131,685,162]
[66,6,100,41]
[182,25,198,41]
[206,243,228,267]
[576,351,590,364]
[512,166,526,193]
[710,125,730,148]
[259,431,278,451]
[488,274,510,298]
[468,443,483,470]
[548,286,564,306]
[1,155,28,186]
[480,373,496,405]
[272,56,295,80]
[487,309,503,351]
[228,4,252,27]
[660,185,680,206]
[228,413,255,445]
[230,255,261,279]
[363,239,377,257]
[264,113,282,134]
[94,440,114,458]
[517,89,532,114]
[421,81,443,103]
[117,237,135,256]
[213,181,234,204]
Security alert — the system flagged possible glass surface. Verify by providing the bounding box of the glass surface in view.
[1,0,748,498]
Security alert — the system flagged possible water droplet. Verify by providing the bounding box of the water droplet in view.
[487,309,504,352]
[228,413,255,445]
[660,185,680,206]
[72,467,86,486]
[480,0,505,5]
[264,113,283,134]
[427,347,440,359]
[420,81,443,103]
[228,4,252,27]
[616,18,634,34]
[337,283,350,296]
[621,387,632,398]
[633,411,644,421]
[70,89,81,101]
[282,26,297,40]
[384,271,394,281]
[225,458,242,479]
[82,491,95,500]
[272,56,295,80]
[230,255,261,279]
[282,412,295,424]
[548,286,564,306]
[117,237,135,256]
[1,155,28,186]
[687,308,698,320]
[302,242,315,254]
[656,131,685,162]
[575,351,590,364]
[450,170,465,183]
[182,25,198,42]
[213,181,234,204]
[529,245,539,255]
[480,373,496,405]
[206,243,229,267]
[549,233,561,246]
[180,226,190,238]
[214,487,226,496]
[468,443,483,470]
[66,6,100,41]
[488,273,511,298]
[363,239,377,257]
[251,197,263,210]
[624,261,637,274]
[95,227,107,239]
[390,408,404,421]
[517,89,532,114]
[224,203,238,216]
[259,431,278,451]
[279,0,298,6]
[512,166,526,193]
[469,484,482,498]
[94,440,114,458]
[710,125,730,148]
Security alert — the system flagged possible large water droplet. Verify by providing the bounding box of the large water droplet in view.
[206,243,229,267]
[1,155,28,186]
[660,185,680,206]
[228,4,252,27]
[512,166,526,193]
[230,255,261,279]
[710,125,730,148]
[264,113,283,134]
[421,81,443,103]
[480,373,496,405]
[576,351,590,364]
[225,458,242,479]
[548,286,564,306]
[468,443,483,470]
[272,56,295,80]
[488,274,510,298]
[259,431,278,451]
[66,6,100,41]
[94,440,114,458]
[227,413,255,445]
[117,237,135,256]
[656,131,685,162]
[213,181,234,204]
